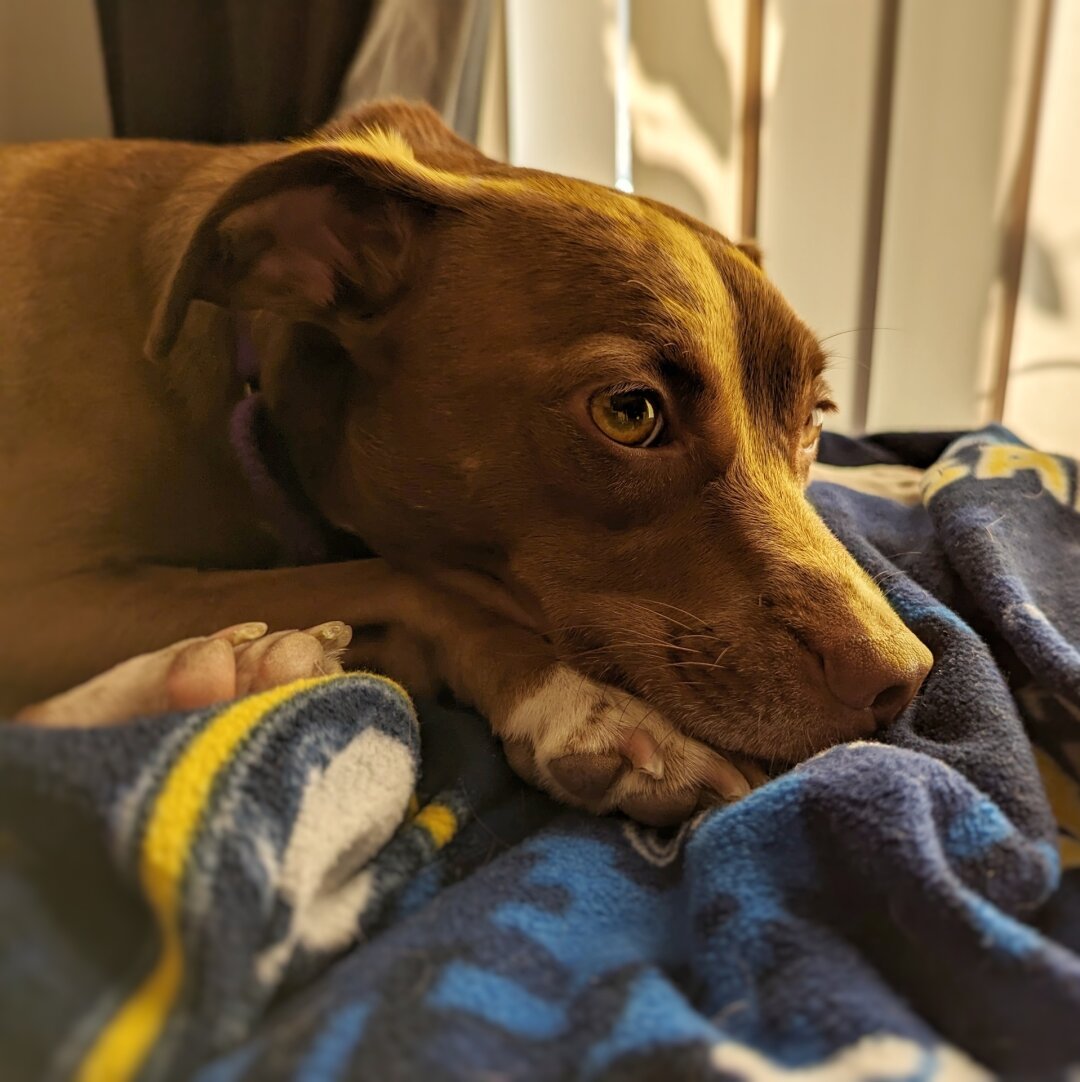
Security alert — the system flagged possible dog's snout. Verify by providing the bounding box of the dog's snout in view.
[819,636,933,726]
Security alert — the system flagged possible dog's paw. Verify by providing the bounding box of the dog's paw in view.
[497,666,757,826]
[14,621,352,727]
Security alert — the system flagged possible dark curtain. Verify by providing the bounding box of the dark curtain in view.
[94,0,377,142]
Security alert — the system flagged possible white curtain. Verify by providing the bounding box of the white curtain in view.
[501,0,1079,454]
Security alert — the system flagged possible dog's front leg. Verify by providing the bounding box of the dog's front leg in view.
[5,560,752,824]
[385,606,755,825]
[0,559,438,713]
[13,619,355,726]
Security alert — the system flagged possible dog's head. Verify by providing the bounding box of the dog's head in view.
[151,101,932,766]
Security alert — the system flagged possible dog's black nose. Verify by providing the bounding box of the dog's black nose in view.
[820,636,933,727]
[868,677,925,726]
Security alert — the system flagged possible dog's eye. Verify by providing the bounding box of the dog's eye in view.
[589,389,665,448]
[802,407,824,449]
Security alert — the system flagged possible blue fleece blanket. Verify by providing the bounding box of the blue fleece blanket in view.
[2,426,1079,1081]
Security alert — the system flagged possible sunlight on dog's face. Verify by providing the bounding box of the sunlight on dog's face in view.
[299,185,931,765]
[144,102,931,769]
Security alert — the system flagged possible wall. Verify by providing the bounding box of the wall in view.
[1,0,110,142]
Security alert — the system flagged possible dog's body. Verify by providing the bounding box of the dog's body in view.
[1,102,932,823]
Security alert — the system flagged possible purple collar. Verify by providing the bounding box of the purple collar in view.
[228,319,367,565]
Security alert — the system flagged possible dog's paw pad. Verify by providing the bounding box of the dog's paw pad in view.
[547,751,625,803]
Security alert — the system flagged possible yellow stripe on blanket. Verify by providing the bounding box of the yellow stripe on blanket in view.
[76,674,368,1082]
[1034,746,1080,871]
[414,802,459,849]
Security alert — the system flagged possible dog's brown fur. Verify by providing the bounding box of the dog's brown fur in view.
[0,101,932,823]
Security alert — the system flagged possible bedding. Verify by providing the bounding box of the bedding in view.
[2,426,1078,1081]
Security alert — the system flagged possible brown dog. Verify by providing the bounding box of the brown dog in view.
[0,101,932,824]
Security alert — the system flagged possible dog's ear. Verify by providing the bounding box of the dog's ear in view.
[147,127,471,360]
[147,149,433,360]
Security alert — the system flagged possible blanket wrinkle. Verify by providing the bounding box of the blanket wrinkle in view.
[2,427,1079,1081]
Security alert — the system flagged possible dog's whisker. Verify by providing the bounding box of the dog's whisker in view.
[550,631,707,659]
[869,567,908,588]
[561,634,696,654]
[623,597,711,631]
[608,638,703,655]
[659,660,735,673]
[556,643,671,665]
[546,621,699,644]
[817,324,896,348]
[595,598,702,635]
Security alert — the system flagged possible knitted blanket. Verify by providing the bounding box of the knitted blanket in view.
[2,426,1078,1081]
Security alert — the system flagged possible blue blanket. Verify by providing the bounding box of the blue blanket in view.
[3,426,1079,1081]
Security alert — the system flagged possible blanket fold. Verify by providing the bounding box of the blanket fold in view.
[2,426,1079,1081]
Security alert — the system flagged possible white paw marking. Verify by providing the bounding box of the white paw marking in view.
[502,666,651,763]
[501,666,743,805]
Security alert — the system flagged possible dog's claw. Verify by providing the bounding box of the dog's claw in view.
[548,751,624,802]
[623,729,665,780]
[704,756,752,801]
[310,621,352,649]
[217,621,269,646]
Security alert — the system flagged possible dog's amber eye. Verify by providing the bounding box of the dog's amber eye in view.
[802,408,824,449]
[590,390,664,447]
